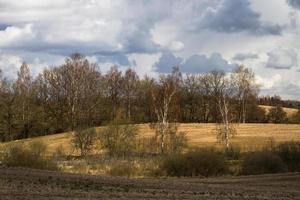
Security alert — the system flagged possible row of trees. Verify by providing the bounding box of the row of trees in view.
[0,53,298,142]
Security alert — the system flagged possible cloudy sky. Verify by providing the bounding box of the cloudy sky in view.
[0,0,300,100]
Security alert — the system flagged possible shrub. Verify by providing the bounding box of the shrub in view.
[241,151,287,175]
[291,109,300,123]
[275,141,300,172]
[151,123,188,154]
[108,162,137,177]
[2,141,57,170]
[267,106,287,123]
[99,121,138,157]
[160,148,228,177]
[72,128,96,157]
[225,144,241,160]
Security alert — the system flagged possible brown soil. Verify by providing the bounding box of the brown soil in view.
[0,167,299,200]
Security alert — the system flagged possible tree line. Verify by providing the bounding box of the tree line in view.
[0,53,299,142]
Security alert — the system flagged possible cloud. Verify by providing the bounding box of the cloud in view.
[260,80,300,100]
[0,24,10,30]
[287,0,300,9]
[96,53,131,66]
[168,41,184,52]
[0,24,35,48]
[233,53,259,61]
[181,53,237,73]
[0,53,22,79]
[266,48,298,69]
[155,52,236,73]
[202,0,282,35]
[154,52,183,73]
[0,1,167,56]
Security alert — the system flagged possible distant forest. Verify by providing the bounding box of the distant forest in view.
[0,53,300,142]
[258,96,300,109]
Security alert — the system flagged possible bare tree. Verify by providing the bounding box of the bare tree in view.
[151,67,182,153]
[105,66,123,120]
[232,65,257,123]
[36,53,103,131]
[14,63,33,138]
[208,71,236,149]
[122,68,139,121]
[72,128,96,157]
[0,79,17,141]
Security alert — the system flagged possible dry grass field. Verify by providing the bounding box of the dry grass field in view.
[1,123,300,155]
[259,105,298,117]
[0,167,299,200]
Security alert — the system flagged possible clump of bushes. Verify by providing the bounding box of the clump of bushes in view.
[72,128,96,157]
[2,141,57,170]
[225,144,241,160]
[241,151,287,175]
[275,141,300,172]
[99,121,138,157]
[108,162,137,177]
[160,148,228,177]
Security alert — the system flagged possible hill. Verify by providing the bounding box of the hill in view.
[259,105,298,117]
[1,123,300,155]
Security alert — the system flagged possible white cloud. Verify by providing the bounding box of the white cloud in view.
[0,53,22,79]
[266,47,298,69]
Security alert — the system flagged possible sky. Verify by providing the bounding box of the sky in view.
[0,0,300,100]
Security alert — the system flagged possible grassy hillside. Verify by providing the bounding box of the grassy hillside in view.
[1,123,300,155]
[259,105,298,117]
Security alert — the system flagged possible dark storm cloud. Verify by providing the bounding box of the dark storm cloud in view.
[202,0,282,35]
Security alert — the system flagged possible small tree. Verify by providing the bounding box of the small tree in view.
[99,121,138,157]
[268,106,287,123]
[291,109,300,124]
[207,70,236,149]
[72,128,96,157]
[151,67,182,154]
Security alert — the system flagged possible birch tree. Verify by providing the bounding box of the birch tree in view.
[151,67,183,153]
[232,65,257,123]
[15,63,33,138]
[208,71,236,149]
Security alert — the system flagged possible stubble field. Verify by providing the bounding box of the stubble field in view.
[0,166,299,200]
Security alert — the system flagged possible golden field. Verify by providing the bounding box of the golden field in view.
[259,105,298,117]
[1,123,300,154]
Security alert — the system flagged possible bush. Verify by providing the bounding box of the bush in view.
[72,128,96,157]
[275,141,300,172]
[267,106,287,123]
[160,148,228,177]
[2,141,57,170]
[225,144,241,160]
[108,162,137,177]
[241,151,287,175]
[99,121,138,157]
